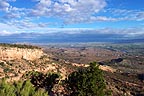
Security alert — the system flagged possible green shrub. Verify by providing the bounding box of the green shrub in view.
[33,89,48,96]
[24,71,59,94]
[19,80,36,96]
[66,62,106,96]
[0,79,48,96]
[0,79,16,96]
[0,62,5,67]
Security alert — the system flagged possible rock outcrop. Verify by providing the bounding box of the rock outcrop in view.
[0,46,44,61]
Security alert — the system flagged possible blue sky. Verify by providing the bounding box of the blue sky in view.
[0,0,144,39]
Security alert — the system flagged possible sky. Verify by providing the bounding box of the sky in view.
[0,0,144,40]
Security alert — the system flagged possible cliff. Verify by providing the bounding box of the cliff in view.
[0,44,44,61]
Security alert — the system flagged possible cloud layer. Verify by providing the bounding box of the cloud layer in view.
[1,27,144,43]
[0,0,144,28]
[31,0,106,23]
[0,0,144,41]
[0,0,107,28]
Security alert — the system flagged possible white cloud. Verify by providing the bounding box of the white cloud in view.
[0,0,16,12]
[30,0,107,23]
[0,30,16,36]
[105,9,144,21]
[90,16,116,22]
[5,0,16,2]
[0,0,144,30]
[0,22,18,30]
[0,22,20,36]
[0,0,10,12]
[95,27,144,39]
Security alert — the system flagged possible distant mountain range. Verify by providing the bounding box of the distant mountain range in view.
[0,32,144,44]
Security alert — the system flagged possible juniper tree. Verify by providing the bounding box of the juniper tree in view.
[66,62,106,96]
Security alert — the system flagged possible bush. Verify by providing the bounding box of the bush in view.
[0,79,16,96]
[0,79,48,96]
[66,62,106,96]
[24,71,59,94]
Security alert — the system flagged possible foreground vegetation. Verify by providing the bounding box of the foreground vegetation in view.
[0,62,107,96]
[66,62,106,96]
[0,79,48,96]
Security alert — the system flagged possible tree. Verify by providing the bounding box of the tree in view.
[66,62,106,96]
[24,71,59,94]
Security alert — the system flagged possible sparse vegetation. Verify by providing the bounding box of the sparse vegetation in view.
[0,43,41,49]
[0,62,5,67]
[3,67,14,73]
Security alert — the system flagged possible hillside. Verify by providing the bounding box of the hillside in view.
[0,43,76,82]
[0,43,144,96]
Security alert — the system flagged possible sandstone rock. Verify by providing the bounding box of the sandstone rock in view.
[0,46,44,61]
